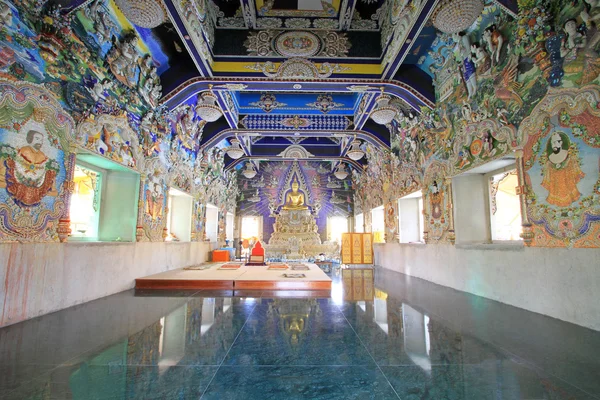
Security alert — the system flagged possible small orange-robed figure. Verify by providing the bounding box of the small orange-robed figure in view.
[541,132,585,207]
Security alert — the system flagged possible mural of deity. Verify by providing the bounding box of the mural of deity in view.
[145,173,165,221]
[430,180,444,221]
[541,131,585,207]
[0,122,59,206]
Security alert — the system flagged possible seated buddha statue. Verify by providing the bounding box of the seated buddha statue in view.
[282,179,308,210]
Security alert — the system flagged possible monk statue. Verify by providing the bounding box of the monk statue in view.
[282,179,308,210]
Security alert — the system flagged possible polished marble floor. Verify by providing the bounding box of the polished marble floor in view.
[1,267,599,399]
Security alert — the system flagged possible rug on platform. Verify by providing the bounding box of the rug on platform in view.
[218,263,243,270]
[267,263,289,270]
[183,263,219,271]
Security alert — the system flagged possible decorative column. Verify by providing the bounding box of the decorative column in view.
[57,147,77,243]
[422,189,430,244]
[217,206,227,245]
[364,209,372,233]
[514,149,533,246]
[136,173,147,242]
[445,177,455,245]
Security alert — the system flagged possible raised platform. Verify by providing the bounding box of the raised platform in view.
[135,263,332,291]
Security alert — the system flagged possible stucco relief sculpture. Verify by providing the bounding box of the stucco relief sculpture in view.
[76,114,142,170]
[107,32,140,88]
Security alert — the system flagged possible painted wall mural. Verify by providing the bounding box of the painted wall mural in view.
[519,85,600,247]
[0,1,238,243]
[353,0,600,248]
[0,81,75,242]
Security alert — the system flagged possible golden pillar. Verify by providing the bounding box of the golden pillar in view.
[514,149,533,246]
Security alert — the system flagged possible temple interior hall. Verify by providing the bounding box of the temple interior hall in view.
[1,0,600,398]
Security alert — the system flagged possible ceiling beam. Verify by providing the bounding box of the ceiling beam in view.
[203,128,388,150]
[225,156,365,172]
[382,0,439,80]
[163,0,213,77]
[161,78,434,112]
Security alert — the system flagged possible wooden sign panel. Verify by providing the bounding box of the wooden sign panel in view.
[341,233,374,265]
[351,233,363,264]
[362,234,373,264]
[341,233,352,264]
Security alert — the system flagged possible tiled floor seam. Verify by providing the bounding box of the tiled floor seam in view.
[335,304,402,400]
[199,296,261,399]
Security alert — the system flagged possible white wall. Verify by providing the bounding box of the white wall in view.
[0,241,210,328]
[374,243,600,331]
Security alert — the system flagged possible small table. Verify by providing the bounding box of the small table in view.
[315,261,332,273]
[212,250,230,262]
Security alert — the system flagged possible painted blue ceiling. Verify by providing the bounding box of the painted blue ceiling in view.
[234,92,360,115]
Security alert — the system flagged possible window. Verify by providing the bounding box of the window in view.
[241,216,260,240]
[166,188,193,242]
[371,206,385,243]
[489,170,522,241]
[226,212,234,242]
[327,216,348,244]
[70,164,101,239]
[354,213,364,233]
[452,159,521,244]
[205,204,219,242]
[398,190,424,243]
[70,155,140,242]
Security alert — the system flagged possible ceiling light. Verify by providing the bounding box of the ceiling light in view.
[334,164,348,180]
[370,90,398,125]
[114,0,166,28]
[242,163,257,179]
[226,138,245,159]
[195,91,223,122]
[432,0,484,34]
[346,138,364,161]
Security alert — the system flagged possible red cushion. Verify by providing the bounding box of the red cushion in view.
[251,241,264,256]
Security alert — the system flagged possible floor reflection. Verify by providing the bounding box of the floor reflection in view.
[1,269,599,399]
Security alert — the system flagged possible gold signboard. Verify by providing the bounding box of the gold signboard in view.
[341,233,352,264]
[341,233,374,265]
[362,234,373,264]
[351,233,363,264]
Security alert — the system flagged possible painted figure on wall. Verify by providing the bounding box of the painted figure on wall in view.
[0,122,59,206]
[430,180,444,221]
[541,131,585,207]
[145,173,165,221]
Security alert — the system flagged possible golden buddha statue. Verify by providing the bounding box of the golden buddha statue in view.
[282,179,308,210]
